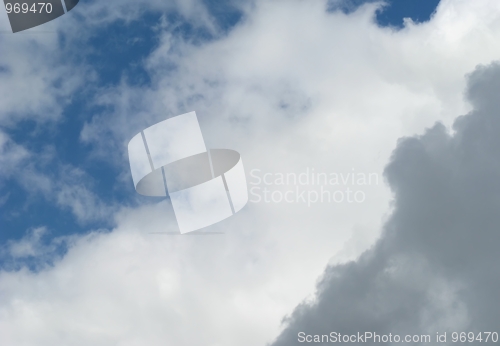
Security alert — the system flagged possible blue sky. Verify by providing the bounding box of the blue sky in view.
[335,0,441,27]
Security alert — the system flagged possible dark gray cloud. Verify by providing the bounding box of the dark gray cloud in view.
[269,62,500,345]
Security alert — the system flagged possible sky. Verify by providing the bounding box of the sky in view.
[1,0,500,345]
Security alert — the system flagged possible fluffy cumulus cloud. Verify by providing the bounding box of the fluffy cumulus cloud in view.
[2,0,500,345]
[269,61,500,345]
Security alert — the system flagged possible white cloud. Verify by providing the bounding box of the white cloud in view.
[0,131,29,178]
[0,203,302,346]
[0,22,83,124]
[20,164,117,224]
[54,166,117,224]
[1,227,72,262]
[3,0,500,345]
